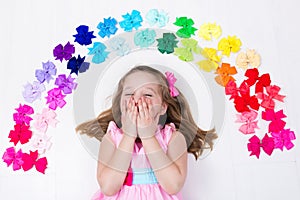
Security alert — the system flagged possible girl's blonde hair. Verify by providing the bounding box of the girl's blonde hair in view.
[75,65,217,160]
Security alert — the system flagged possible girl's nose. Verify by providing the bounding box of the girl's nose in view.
[132,95,140,104]
[132,92,141,104]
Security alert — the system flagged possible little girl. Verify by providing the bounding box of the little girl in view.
[76,65,217,200]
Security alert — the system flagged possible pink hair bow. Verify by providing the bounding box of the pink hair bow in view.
[13,104,34,125]
[33,108,59,133]
[165,71,179,97]
[247,134,274,158]
[30,133,52,154]
[2,147,24,171]
[257,85,285,109]
[225,80,249,100]
[271,129,296,151]
[45,88,66,110]
[262,109,286,133]
[235,110,259,134]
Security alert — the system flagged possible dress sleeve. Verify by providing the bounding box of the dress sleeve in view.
[162,123,176,145]
[106,121,123,147]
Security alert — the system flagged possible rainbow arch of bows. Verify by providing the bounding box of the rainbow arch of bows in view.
[2,9,296,173]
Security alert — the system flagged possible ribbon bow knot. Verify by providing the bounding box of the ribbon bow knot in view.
[165,72,179,97]
[257,85,285,109]
[236,49,261,69]
[271,129,296,151]
[262,109,286,133]
[247,134,274,158]
[2,147,24,171]
[225,80,249,100]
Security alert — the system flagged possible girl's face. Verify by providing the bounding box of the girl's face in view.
[120,71,167,117]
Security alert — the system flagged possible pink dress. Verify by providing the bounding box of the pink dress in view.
[91,121,183,200]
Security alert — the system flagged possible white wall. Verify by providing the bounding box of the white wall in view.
[1,0,300,199]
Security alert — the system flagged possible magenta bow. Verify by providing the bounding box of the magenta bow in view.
[262,109,286,133]
[257,85,285,109]
[165,71,179,97]
[2,147,24,171]
[247,134,275,158]
[235,110,259,134]
[13,104,34,125]
[45,88,66,110]
[225,80,249,100]
[271,129,296,151]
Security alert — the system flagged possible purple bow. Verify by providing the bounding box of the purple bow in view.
[35,61,57,83]
[22,81,46,103]
[55,74,77,94]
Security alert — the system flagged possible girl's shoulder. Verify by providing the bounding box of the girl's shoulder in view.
[160,123,186,147]
[107,121,121,134]
[159,122,177,145]
[105,121,123,146]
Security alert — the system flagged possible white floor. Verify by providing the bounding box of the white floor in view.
[0,0,300,199]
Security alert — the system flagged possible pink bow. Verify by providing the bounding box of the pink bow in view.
[45,88,66,110]
[235,110,259,134]
[247,134,274,158]
[30,133,52,154]
[33,108,59,133]
[257,85,285,109]
[262,109,286,133]
[271,129,296,151]
[2,147,24,171]
[225,80,249,100]
[13,104,34,125]
[165,72,179,97]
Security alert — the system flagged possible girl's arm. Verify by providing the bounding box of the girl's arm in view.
[97,133,135,196]
[141,131,188,195]
[98,97,138,196]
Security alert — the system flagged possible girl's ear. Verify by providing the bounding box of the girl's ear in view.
[159,102,168,115]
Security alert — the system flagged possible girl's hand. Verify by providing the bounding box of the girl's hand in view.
[121,97,138,138]
[137,97,160,139]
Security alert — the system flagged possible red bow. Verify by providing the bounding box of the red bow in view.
[8,124,32,146]
[247,134,275,158]
[244,68,271,93]
[233,93,260,113]
[22,150,48,174]
[225,80,260,113]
